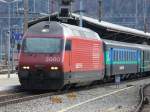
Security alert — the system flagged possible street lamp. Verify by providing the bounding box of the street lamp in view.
[0,29,2,64]
[0,0,21,77]
[143,0,147,32]
[0,21,2,64]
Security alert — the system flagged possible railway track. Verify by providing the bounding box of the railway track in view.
[0,75,149,107]
[135,83,150,112]
[0,91,57,107]
[0,82,126,107]
[0,92,29,106]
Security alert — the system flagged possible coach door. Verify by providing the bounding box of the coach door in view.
[105,48,113,77]
[140,50,144,73]
[110,48,113,76]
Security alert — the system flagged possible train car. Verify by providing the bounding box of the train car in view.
[18,21,105,90]
[139,45,150,74]
[18,21,150,90]
[103,40,141,79]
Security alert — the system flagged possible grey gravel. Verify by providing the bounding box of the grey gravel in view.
[0,78,150,112]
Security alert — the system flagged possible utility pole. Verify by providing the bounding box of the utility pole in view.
[23,0,28,33]
[79,0,83,27]
[51,0,54,14]
[33,0,36,13]
[16,0,19,14]
[8,3,11,78]
[0,29,2,64]
[143,0,147,32]
[47,0,51,24]
[48,0,55,23]
[135,0,138,29]
[98,0,102,21]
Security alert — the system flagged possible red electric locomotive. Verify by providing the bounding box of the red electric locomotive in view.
[18,21,104,90]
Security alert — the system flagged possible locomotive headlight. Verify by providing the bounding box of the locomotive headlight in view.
[22,66,30,70]
[51,67,55,70]
[51,66,58,70]
[42,25,50,32]
[54,67,58,70]
[23,66,27,69]
[26,66,30,69]
[42,29,49,33]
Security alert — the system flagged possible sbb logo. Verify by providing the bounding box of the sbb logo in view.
[46,57,61,62]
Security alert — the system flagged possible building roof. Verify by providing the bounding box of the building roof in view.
[72,13,150,39]
[28,12,150,44]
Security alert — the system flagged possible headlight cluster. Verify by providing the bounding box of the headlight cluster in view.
[51,66,58,70]
[22,66,30,70]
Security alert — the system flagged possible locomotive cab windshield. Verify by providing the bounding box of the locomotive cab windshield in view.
[22,37,63,53]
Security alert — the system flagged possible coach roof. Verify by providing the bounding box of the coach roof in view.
[103,39,142,49]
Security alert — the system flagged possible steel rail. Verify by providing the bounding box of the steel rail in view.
[134,83,150,112]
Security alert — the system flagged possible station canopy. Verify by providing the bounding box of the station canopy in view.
[28,13,150,45]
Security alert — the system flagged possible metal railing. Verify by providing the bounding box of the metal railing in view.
[0,63,17,76]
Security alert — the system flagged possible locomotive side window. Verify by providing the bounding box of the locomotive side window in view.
[65,40,71,51]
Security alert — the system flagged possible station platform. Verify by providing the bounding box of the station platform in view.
[0,73,20,91]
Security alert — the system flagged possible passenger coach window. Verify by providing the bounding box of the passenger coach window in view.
[65,40,71,51]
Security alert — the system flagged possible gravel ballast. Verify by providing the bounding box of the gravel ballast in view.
[0,78,150,112]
